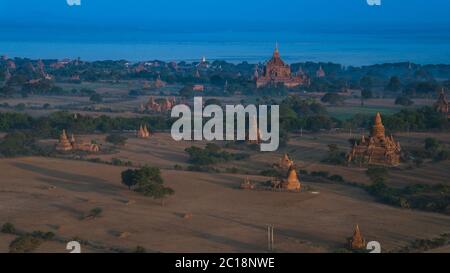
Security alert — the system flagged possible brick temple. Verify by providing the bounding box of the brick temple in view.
[347,113,401,166]
[56,130,100,153]
[256,44,308,88]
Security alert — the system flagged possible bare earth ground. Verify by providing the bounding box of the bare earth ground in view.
[0,130,449,253]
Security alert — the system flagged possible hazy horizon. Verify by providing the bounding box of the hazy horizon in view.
[1,0,450,65]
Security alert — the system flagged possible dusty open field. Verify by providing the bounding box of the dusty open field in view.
[0,130,449,253]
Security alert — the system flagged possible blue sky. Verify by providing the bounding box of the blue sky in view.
[1,0,450,30]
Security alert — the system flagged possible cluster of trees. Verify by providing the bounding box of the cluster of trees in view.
[4,57,450,102]
[0,131,43,157]
[121,166,174,204]
[404,138,449,165]
[365,167,449,214]
[423,138,449,161]
[344,106,449,132]
[322,144,347,165]
[185,143,249,166]
[280,96,337,132]
[0,111,173,136]
[105,134,128,146]
[395,96,414,106]
[321,93,345,105]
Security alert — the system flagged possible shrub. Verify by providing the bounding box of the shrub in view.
[322,144,347,165]
[395,96,414,106]
[298,169,308,175]
[90,93,103,103]
[185,144,249,166]
[134,246,147,253]
[9,235,42,253]
[311,171,329,178]
[1,223,16,234]
[31,231,55,240]
[366,166,389,183]
[329,175,345,183]
[321,93,345,105]
[85,208,103,219]
[260,168,283,178]
[106,134,127,146]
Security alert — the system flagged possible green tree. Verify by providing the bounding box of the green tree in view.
[0,132,37,157]
[90,93,103,103]
[322,144,346,165]
[424,138,441,153]
[361,89,373,100]
[366,166,389,184]
[179,85,194,98]
[385,76,402,92]
[360,76,373,90]
[106,134,127,146]
[395,96,414,106]
[121,166,174,205]
[360,89,373,107]
[121,169,139,190]
[321,93,345,105]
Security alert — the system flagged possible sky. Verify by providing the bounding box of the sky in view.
[1,0,450,31]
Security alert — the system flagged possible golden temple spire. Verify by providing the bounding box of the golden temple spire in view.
[349,224,366,250]
[287,167,299,183]
[61,130,68,140]
[374,112,382,125]
[282,166,301,191]
[273,42,280,58]
[372,112,386,139]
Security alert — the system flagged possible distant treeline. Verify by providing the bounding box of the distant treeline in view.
[0,99,448,139]
[2,57,450,98]
[278,96,449,132]
[343,107,449,132]
[0,111,173,138]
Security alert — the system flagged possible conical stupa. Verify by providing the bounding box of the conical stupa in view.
[282,167,301,191]
[56,130,73,151]
[348,224,366,250]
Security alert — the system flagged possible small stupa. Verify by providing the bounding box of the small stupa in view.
[348,224,367,250]
[316,65,326,78]
[281,167,301,191]
[56,130,73,152]
[240,177,255,190]
[137,125,151,138]
[278,154,294,170]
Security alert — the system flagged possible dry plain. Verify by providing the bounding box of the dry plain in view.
[0,131,449,253]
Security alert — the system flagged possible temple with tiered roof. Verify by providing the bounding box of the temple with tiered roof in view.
[141,96,176,113]
[256,44,308,88]
[56,130,100,153]
[347,113,401,166]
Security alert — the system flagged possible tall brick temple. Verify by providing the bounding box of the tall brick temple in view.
[256,44,308,88]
